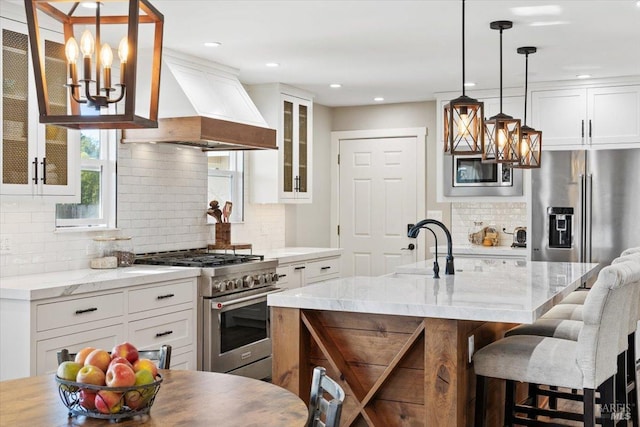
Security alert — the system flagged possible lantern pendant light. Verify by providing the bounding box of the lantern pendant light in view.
[482,21,521,164]
[443,0,484,155]
[513,46,542,169]
[24,0,164,129]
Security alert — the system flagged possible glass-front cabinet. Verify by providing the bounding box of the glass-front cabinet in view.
[247,84,313,204]
[0,18,78,199]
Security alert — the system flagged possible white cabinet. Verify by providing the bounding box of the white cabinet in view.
[247,84,313,203]
[0,18,79,199]
[0,277,197,380]
[276,255,341,289]
[530,84,640,150]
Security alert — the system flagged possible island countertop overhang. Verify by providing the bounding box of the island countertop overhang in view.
[267,259,600,324]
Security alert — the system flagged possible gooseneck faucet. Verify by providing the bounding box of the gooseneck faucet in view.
[407,219,455,276]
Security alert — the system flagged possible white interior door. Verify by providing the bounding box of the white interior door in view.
[337,133,423,277]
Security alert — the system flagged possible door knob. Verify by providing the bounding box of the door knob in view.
[401,243,415,251]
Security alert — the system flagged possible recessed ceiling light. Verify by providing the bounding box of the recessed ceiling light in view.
[464,82,476,87]
[511,5,562,16]
[637,0,640,8]
[204,42,221,47]
[81,1,98,9]
[329,83,342,88]
[266,62,279,68]
[374,97,384,102]
[576,74,591,79]
[529,21,569,27]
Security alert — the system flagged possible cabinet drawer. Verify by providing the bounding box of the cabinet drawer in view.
[36,292,124,332]
[128,309,194,350]
[169,348,196,371]
[36,324,125,375]
[306,257,341,281]
[128,280,194,314]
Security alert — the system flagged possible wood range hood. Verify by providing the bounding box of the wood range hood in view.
[122,51,277,151]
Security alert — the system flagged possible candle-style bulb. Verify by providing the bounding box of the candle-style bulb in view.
[118,37,129,64]
[101,43,113,68]
[65,37,79,64]
[80,29,94,57]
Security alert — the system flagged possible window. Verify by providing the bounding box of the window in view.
[55,128,116,228]
[207,151,244,223]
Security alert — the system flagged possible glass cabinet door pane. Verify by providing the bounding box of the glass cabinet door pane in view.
[297,103,308,193]
[2,29,30,185]
[283,100,293,193]
[43,39,68,186]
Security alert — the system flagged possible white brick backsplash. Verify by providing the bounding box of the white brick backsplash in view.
[451,202,527,247]
[1,142,287,278]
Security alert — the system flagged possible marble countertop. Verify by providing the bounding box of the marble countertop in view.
[268,258,599,323]
[0,266,201,301]
[260,247,343,264]
[431,245,528,257]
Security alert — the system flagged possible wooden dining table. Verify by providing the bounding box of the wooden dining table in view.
[0,369,309,427]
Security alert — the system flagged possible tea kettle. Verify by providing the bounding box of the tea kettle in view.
[503,227,527,248]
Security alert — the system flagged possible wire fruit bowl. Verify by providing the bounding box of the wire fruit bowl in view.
[55,374,163,420]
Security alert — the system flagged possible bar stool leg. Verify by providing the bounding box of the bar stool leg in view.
[616,352,629,419]
[475,374,487,427]
[505,379,515,426]
[627,333,638,426]
[584,388,596,427]
[599,376,615,427]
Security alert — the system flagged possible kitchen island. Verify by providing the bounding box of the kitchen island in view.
[267,258,599,427]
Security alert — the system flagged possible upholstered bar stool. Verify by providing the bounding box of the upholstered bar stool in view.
[474,260,640,427]
[504,252,640,421]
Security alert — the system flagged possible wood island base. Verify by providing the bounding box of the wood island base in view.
[271,307,525,427]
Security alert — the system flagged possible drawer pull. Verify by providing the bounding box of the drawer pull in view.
[156,293,175,300]
[294,266,306,271]
[320,266,331,270]
[278,274,287,278]
[75,307,98,315]
[155,330,173,338]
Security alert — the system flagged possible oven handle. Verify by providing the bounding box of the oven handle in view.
[210,288,284,311]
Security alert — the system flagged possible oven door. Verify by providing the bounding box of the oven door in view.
[202,288,282,376]
[444,155,523,197]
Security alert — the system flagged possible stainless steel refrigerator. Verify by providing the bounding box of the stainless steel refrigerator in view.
[531,148,640,265]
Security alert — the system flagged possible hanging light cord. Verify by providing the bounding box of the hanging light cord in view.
[523,52,529,126]
[461,0,466,96]
[499,27,503,114]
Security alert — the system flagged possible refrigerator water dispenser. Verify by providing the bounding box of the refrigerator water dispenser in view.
[547,207,573,249]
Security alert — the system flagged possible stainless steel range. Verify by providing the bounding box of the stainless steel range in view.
[134,250,280,380]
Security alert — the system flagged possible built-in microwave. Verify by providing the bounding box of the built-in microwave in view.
[444,155,523,197]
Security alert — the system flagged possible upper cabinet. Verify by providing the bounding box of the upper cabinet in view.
[0,18,79,199]
[530,83,640,150]
[247,84,313,204]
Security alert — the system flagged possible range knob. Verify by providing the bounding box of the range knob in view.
[265,273,272,283]
[271,273,279,282]
[243,275,254,288]
[255,274,266,285]
[213,281,224,291]
[234,278,243,289]
[226,280,236,290]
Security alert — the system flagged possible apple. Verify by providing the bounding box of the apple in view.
[76,365,106,386]
[56,361,82,381]
[95,390,123,414]
[74,347,96,365]
[105,363,136,387]
[125,370,156,410]
[79,389,97,410]
[84,349,111,372]
[111,342,139,364]
[109,356,133,370]
[132,358,158,378]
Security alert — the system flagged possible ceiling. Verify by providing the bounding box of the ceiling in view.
[5,0,640,107]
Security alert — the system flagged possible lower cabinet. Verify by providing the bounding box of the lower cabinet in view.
[0,277,197,380]
[276,256,341,290]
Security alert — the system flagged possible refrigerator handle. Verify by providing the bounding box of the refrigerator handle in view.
[585,174,593,262]
[579,174,586,263]
[581,120,585,141]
